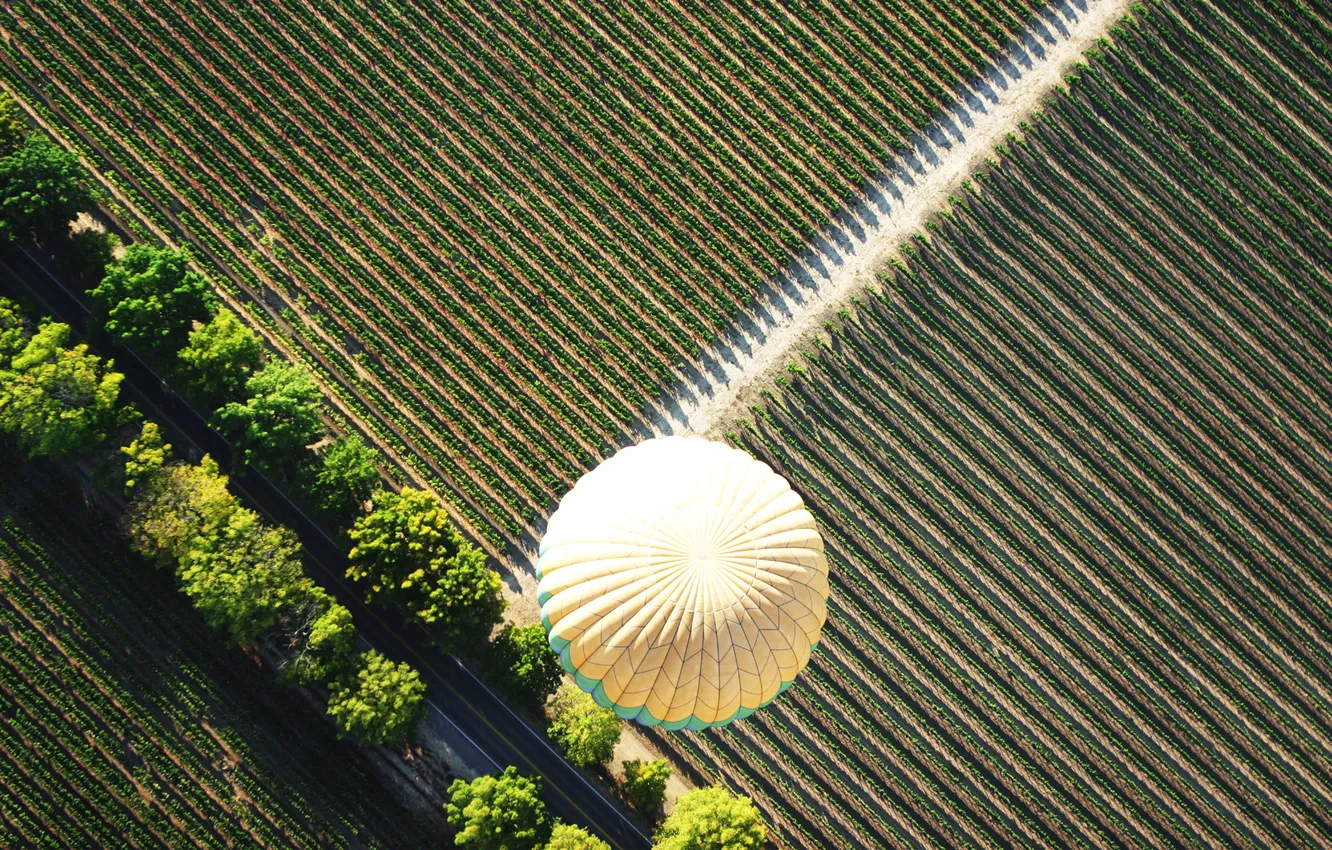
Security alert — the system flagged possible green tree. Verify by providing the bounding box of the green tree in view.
[445,767,551,850]
[214,360,322,472]
[92,244,216,360]
[124,455,238,563]
[347,488,504,653]
[0,295,29,359]
[483,623,562,710]
[65,228,119,289]
[177,507,313,645]
[546,684,621,768]
[0,134,94,243]
[326,649,425,747]
[294,434,380,527]
[0,91,27,158]
[280,588,358,687]
[545,823,610,850]
[652,788,766,850]
[121,420,171,493]
[0,321,124,457]
[176,308,262,406]
[622,759,671,814]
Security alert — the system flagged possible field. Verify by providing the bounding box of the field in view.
[0,451,437,849]
[642,1,1332,847]
[0,0,1036,550]
[7,0,1332,849]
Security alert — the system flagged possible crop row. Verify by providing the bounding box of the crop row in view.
[648,2,1332,848]
[0,466,431,848]
[0,0,1036,549]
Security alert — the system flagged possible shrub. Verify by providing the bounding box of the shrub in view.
[294,433,380,528]
[326,649,425,747]
[547,684,621,768]
[652,787,765,850]
[0,321,125,457]
[0,134,93,244]
[483,623,563,710]
[214,360,322,472]
[545,822,610,850]
[92,243,215,360]
[347,488,503,653]
[622,758,671,814]
[176,308,262,406]
[445,766,551,850]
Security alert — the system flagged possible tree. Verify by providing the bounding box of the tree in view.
[294,434,380,527]
[545,823,610,850]
[124,455,238,564]
[92,244,216,360]
[546,684,621,768]
[177,507,313,645]
[214,360,322,472]
[652,788,766,850]
[121,420,171,493]
[347,488,504,653]
[326,649,425,747]
[280,589,358,687]
[622,759,671,814]
[65,227,119,289]
[483,623,563,710]
[0,295,29,359]
[445,767,551,850]
[0,321,125,457]
[0,134,94,243]
[0,91,27,158]
[176,308,262,406]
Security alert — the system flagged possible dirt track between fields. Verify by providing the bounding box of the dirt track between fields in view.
[653,0,1137,437]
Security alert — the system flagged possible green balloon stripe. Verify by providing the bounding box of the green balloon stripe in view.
[545,623,796,730]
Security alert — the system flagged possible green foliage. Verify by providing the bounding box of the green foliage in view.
[0,91,27,157]
[124,455,238,563]
[0,134,93,243]
[121,420,171,493]
[544,823,610,850]
[347,488,503,654]
[65,227,119,288]
[652,788,766,850]
[482,623,563,710]
[326,649,425,747]
[445,766,551,850]
[214,360,322,472]
[621,759,671,814]
[282,589,358,687]
[92,243,216,359]
[177,507,313,646]
[176,307,263,406]
[0,321,125,457]
[546,684,621,768]
[294,433,380,527]
[0,295,30,359]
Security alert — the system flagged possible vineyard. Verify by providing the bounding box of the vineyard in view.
[0,0,1037,551]
[645,1,1332,847]
[0,453,435,849]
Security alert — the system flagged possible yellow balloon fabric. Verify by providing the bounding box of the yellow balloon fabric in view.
[537,436,828,730]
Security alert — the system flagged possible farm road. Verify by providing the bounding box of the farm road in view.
[0,248,652,850]
[655,0,1135,437]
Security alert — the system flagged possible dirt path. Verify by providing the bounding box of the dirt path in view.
[653,0,1137,437]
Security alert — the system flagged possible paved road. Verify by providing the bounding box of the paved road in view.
[0,247,652,850]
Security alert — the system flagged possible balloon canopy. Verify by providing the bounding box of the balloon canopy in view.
[537,436,828,730]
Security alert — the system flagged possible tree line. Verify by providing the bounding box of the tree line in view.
[0,94,764,850]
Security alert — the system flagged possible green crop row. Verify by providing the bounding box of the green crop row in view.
[0,0,1036,551]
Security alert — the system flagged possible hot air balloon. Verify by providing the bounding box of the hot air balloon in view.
[537,436,828,731]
